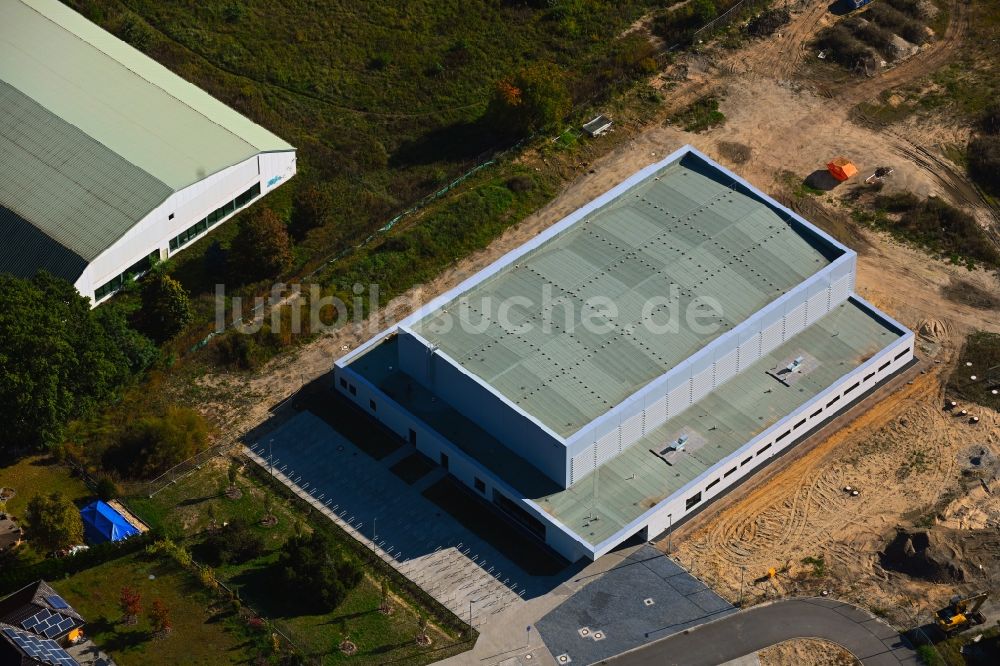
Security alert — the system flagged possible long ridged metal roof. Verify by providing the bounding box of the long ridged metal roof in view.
[0,0,292,271]
[0,80,172,263]
[410,159,834,436]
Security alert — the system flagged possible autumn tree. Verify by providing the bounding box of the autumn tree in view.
[119,586,142,626]
[228,208,293,283]
[137,271,192,343]
[25,492,84,553]
[149,598,172,637]
[486,62,571,138]
[290,182,334,238]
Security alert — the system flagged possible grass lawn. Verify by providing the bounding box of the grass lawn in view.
[948,331,1000,411]
[58,551,254,665]
[126,456,471,665]
[0,455,92,519]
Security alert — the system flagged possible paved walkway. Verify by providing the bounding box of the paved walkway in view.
[536,545,736,665]
[604,597,919,666]
[245,411,530,627]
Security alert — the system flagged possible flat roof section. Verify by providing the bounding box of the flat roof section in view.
[409,156,837,437]
[534,297,904,546]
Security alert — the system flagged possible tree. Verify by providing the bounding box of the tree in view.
[228,208,293,283]
[119,586,142,626]
[692,0,717,23]
[379,578,392,615]
[277,531,361,613]
[148,598,172,637]
[291,182,334,238]
[197,519,265,566]
[0,273,152,453]
[137,271,192,343]
[486,63,571,138]
[103,405,210,479]
[25,492,84,553]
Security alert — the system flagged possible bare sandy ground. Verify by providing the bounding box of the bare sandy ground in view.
[758,638,861,666]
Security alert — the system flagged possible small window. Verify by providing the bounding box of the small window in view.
[844,382,859,394]
[724,467,736,478]
[811,408,822,418]
[757,443,772,456]
[685,492,702,510]
[349,384,357,396]
[741,456,753,466]
[369,399,377,411]
[474,477,486,494]
[339,378,347,389]
[894,350,908,361]
[826,395,840,408]
[878,361,891,372]
[706,478,720,491]
[168,213,174,220]
[775,431,789,442]
[864,372,875,382]
[794,418,807,429]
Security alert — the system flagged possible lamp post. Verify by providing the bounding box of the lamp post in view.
[666,513,673,553]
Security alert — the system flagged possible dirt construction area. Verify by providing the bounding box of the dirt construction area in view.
[198,0,1000,648]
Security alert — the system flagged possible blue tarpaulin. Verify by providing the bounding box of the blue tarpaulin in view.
[80,500,139,544]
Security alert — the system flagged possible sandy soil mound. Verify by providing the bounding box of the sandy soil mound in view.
[880,528,966,582]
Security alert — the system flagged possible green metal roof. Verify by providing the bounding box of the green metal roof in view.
[0,0,293,270]
[410,160,833,437]
[534,298,902,546]
[0,80,172,262]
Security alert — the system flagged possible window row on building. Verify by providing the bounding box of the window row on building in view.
[681,344,912,514]
[168,182,261,253]
[94,250,160,302]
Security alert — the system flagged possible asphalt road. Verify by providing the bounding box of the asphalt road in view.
[602,597,920,666]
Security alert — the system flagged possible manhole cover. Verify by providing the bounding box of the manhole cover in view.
[644,598,655,606]
[557,655,572,664]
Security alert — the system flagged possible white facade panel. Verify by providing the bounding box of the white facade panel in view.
[82,150,296,304]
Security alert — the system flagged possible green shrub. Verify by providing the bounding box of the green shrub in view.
[845,17,897,60]
[815,25,873,69]
[277,531,362,613]
[102,406,210,479]
[196,520,265,566]
[864,193,1000,268]
[968,134,1000,195]
[866,4,927,45]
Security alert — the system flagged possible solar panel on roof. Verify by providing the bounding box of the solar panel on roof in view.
[21,616,40,631]
[35,608,52,621]
[55,617,75,633]
[42,623,61,638]
[46,594,70,610]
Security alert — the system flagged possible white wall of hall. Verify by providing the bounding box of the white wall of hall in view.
[332,363,594,562]
[78,150,296,303]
